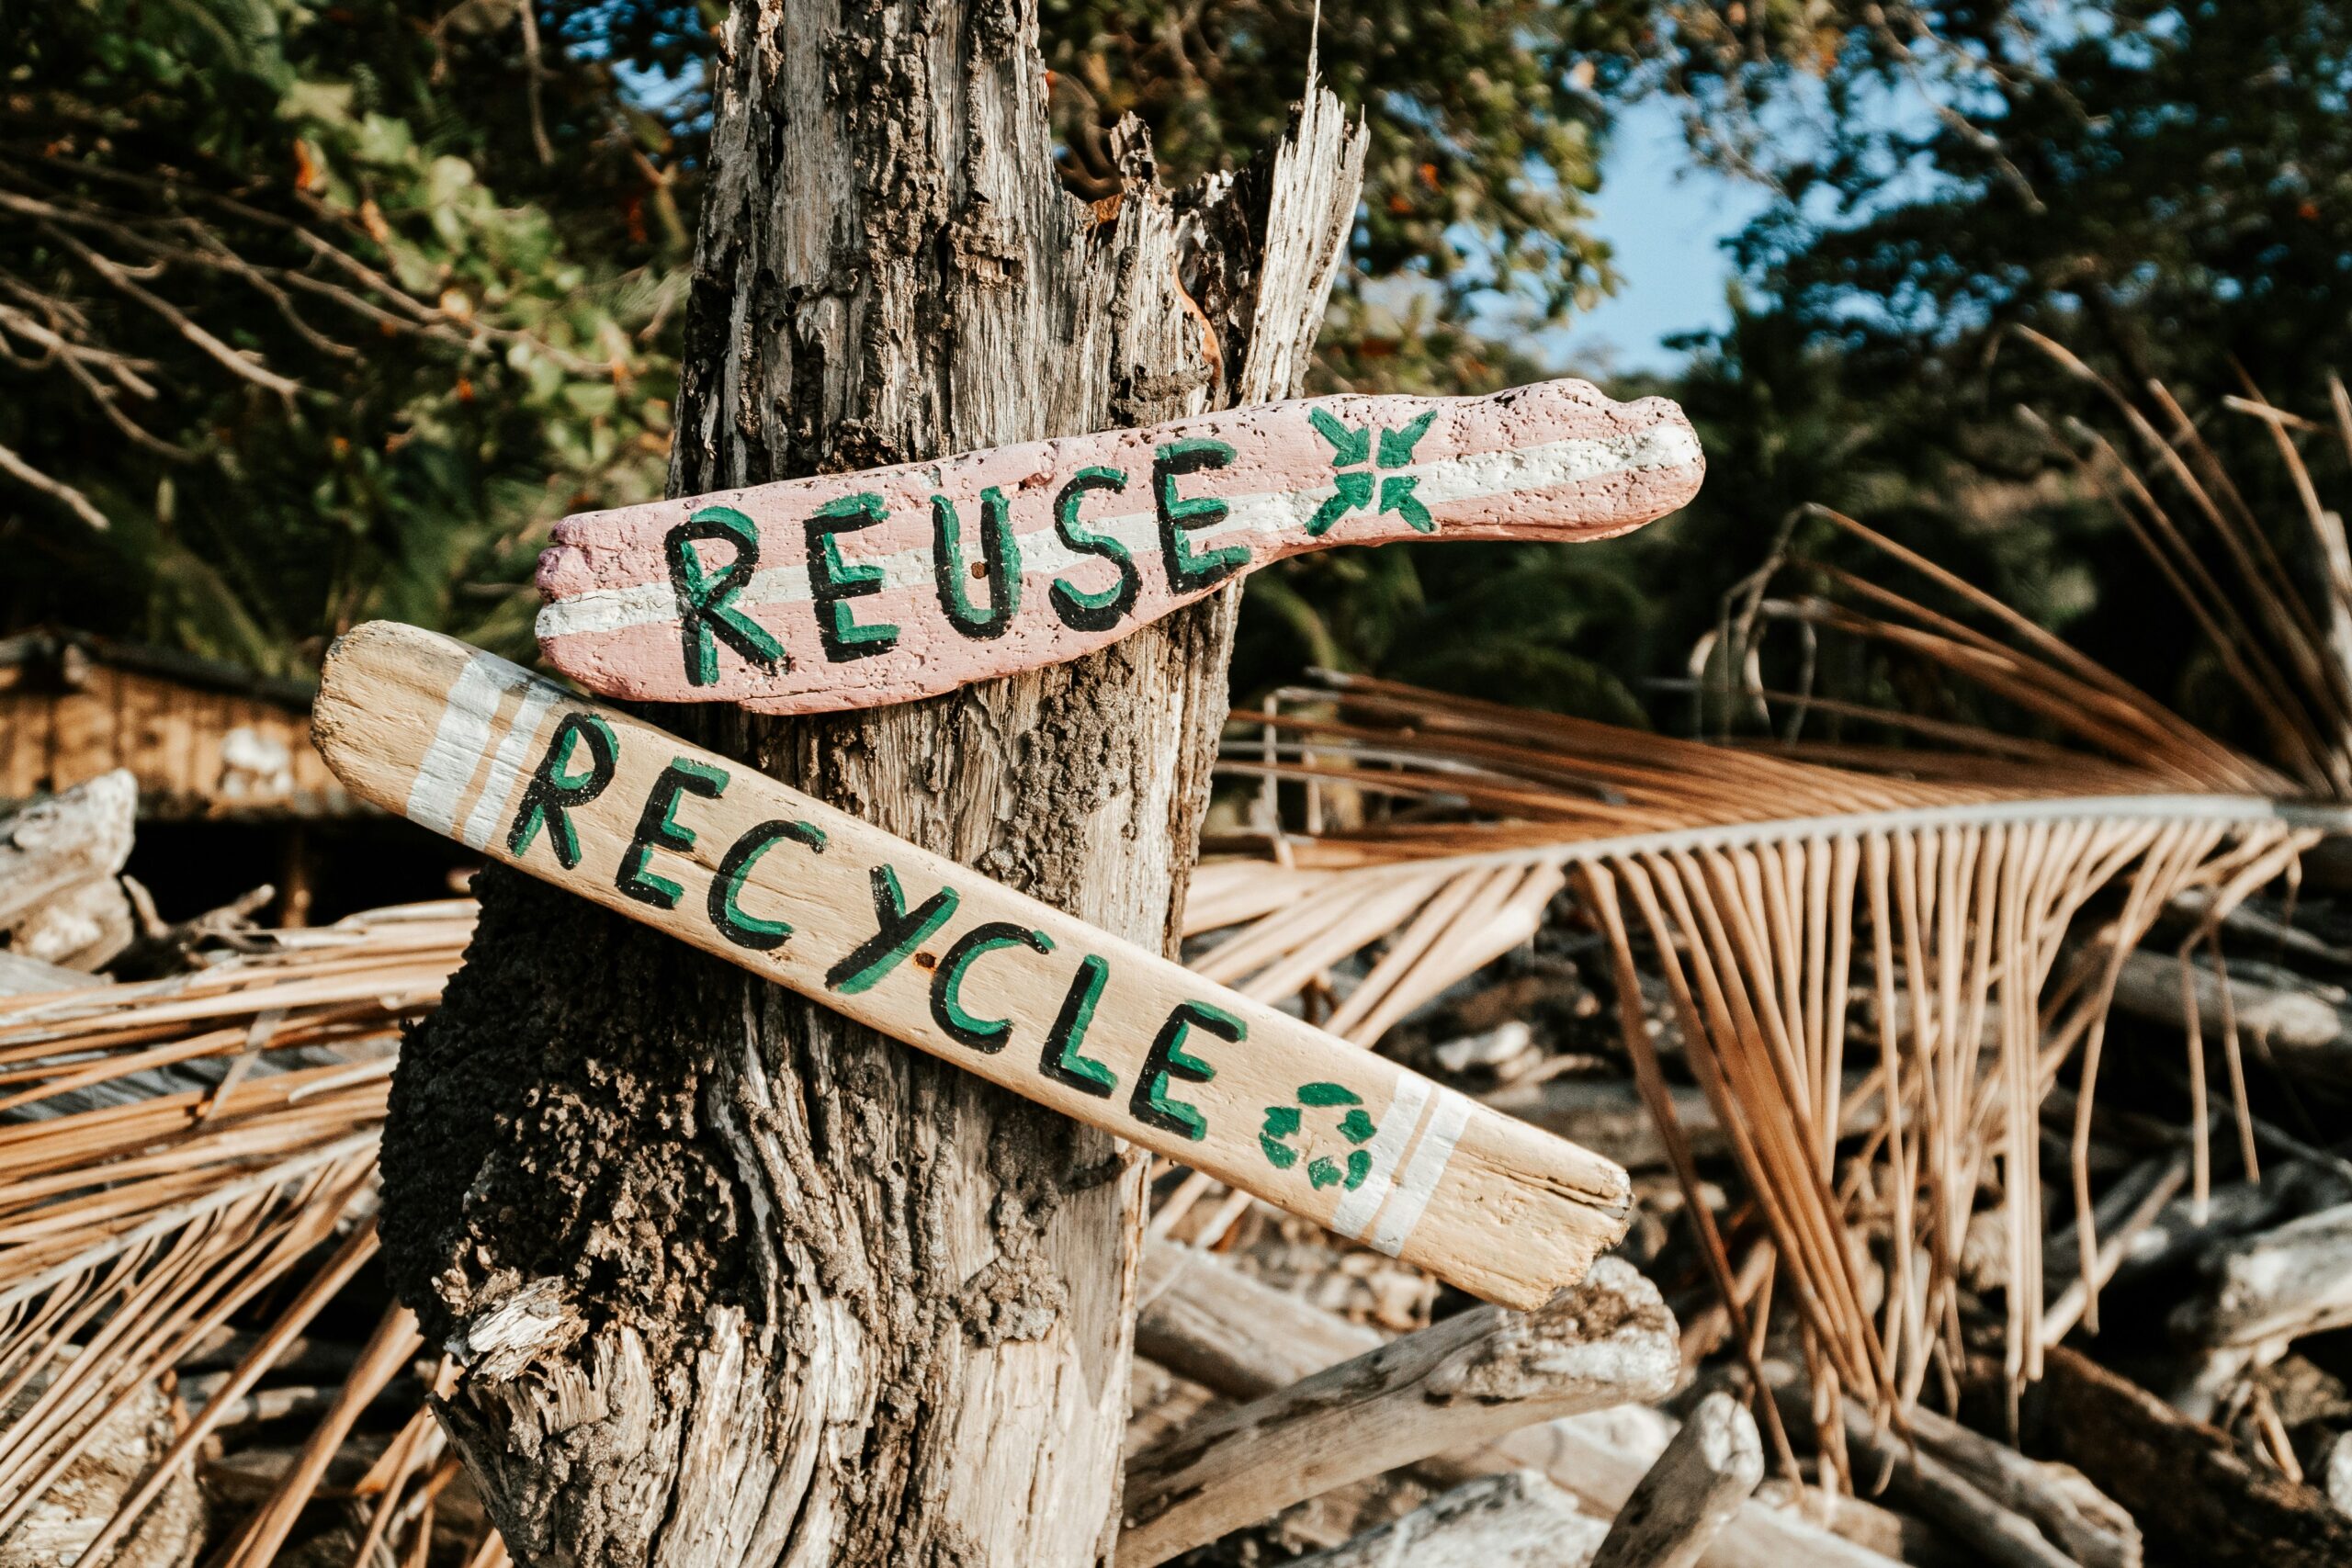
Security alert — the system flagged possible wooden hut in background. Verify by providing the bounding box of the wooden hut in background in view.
[0,632,348,817]
[0,633,369,924]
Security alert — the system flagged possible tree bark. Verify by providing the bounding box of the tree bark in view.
[377,4,1363,1564]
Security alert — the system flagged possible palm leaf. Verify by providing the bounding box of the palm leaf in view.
[0,904,468,1564]
[1193,362,2352,1438]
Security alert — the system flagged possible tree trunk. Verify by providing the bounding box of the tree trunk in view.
[377,3,1363,1565]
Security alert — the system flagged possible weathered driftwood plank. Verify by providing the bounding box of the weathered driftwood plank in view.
[316,622,1631,1307]
[1904,1403,2140,1568]
[1588,1392,1762,1568]
[1290,1471,1607,1568]
[1118,1257,1678,1568]
[1131,1240,1902,1568]
[535,379,1703,713]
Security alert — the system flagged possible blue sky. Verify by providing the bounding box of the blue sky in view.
[1550,96,1773,375]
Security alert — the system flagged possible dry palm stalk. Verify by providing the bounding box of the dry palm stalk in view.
[0,902,465,1564]
[1193,368,2352,1427]
[1202,673,2338,1418]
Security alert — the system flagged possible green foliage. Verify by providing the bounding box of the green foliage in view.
[1755,1,2352,406]
[0,0,687,672]
[1704,0,2352,745]
[1041,0,1643,328]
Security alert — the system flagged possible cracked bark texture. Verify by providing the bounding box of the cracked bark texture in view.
[376,2,1363,1564]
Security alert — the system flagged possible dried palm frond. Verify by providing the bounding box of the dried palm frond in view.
[0,902,468,1565]
[1195,363,2352,1439]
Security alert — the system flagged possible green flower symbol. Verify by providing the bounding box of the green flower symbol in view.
[1306,407,1438,537]
[1260,1081,1380,1190]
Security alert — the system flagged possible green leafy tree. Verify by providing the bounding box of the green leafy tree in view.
[2,0,2131,711]
[1701,0,2352,744]
[0,0,687,673]
[1750,0,2352,408]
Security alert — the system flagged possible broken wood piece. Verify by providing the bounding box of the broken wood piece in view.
[4,875,134,972]
[1904,1403,2141,1568]
[1588,1391,1762,1568]
[1133,1239,1903,1568]
[1119,1256,1678,1567]
[1834,1400,2077,1568]
[2109,948,2352,1076]
[536,379,1704,713]
[2172,1199,2352,1356]
[0,770,135,928]
[0,773,136,973]
[1291,1470,1607,1568]
[2034,1344,2352,1568]
[314,623,1633,1308]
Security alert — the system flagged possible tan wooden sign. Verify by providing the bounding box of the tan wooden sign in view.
[535,378,1703,713]
[315,623,1632,1307]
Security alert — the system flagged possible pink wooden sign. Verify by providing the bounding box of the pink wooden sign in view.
[535,378,1704,713]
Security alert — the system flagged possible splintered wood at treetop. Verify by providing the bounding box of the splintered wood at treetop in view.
[311,622,1634,1309]
[534,378,1704,713]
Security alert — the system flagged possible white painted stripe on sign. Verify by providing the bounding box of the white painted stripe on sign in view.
[406,655,526,837]
[535,423,1705,643]
[458,677,562,852]
[1367,1087,1475,1259]
[1330,1074,1431,1241]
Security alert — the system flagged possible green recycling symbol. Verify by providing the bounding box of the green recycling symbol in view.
[1306,408,1438,537]
[1261,1081,1379,1190]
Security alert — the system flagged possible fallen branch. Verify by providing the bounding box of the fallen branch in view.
[1589,1391,1761,1568]
[1120,1257,1679,1567]
[1134,1240,1902,1568]
[2109,948,2352,1074]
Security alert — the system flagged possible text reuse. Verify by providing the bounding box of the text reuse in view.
[535,378,1703,714]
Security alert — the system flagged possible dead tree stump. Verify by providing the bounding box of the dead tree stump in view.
[378,3,1363,1564]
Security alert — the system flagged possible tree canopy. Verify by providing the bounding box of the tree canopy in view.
[6,0,2346,744]
[2,0,683,672]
